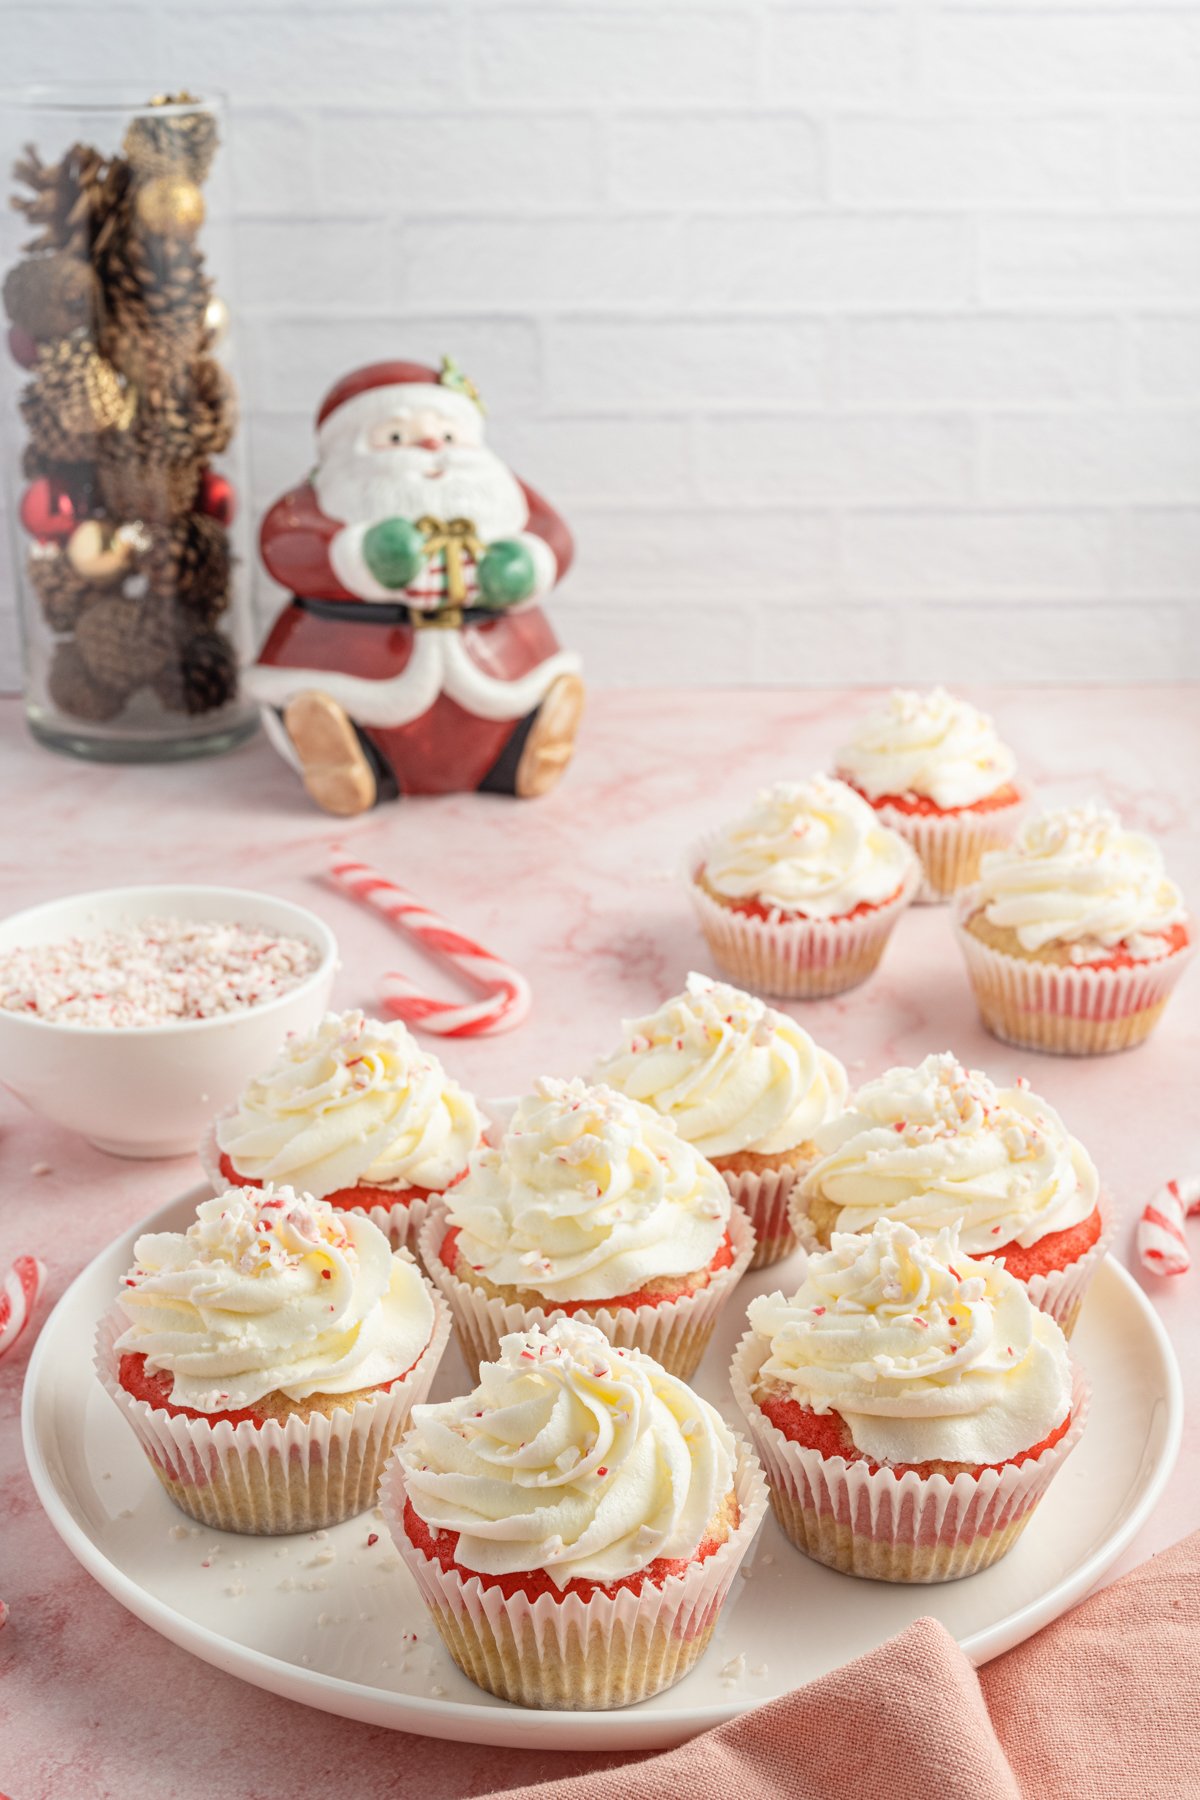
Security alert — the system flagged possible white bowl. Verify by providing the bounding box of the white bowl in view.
[0,885,337,1159]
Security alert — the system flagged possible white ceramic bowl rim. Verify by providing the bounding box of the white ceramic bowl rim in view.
[0,883,338,1041]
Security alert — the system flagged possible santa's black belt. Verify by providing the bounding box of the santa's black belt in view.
[292,596,493,628]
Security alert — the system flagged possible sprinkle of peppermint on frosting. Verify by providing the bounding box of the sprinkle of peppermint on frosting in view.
[972,801,1185,957]
[836,686,1017,809]
[593,972,847,1159]
[802,1051,1098,1254]
[748,1217,1073,1466]
[0,918,321,1028]
[701,776,917,920]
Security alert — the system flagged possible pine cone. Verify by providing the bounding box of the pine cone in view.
[46,641,125,722]
[20,336,135,462]
[96,418,201,522]
[143,511,231,608]
[27,545,101,632]
[123,95,218,187]
[152,357,236,463]
[154,628,238,716]
[12,142,111,255]
[74,594,175,691]
[3,253,101,341]
[97,220,210,381]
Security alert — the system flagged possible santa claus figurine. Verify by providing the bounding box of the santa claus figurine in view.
[246,356,584,814]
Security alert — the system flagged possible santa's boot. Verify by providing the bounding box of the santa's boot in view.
[516,672,585,797]
[282,691,378,816]
[511,673,586,798]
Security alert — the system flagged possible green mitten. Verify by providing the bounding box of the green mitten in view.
[363,517,426,589]
[477,538,536,608]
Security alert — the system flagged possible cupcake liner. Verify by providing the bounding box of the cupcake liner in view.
[730,1332,1089,1584]
[199,1120,436,1261]
[419,1202,756,1382]
[786,1187,1115,1339]
[1019,1188,1116,1339]
[684,831,921,1000]
[868,787,1027,905]
[720,1164,804,1270]
[96,1291,451,1536]
[379,1434,769,1710]
[954,903,1196,1057]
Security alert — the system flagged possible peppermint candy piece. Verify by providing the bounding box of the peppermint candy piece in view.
[1137,1178,1200,1278]
[328,848,531,1038]
[0,1255,46,1359]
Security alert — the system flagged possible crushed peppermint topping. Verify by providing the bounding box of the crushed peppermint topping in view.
[0,917,321,1028]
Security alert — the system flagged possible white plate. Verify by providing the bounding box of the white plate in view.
[23,1185,1182,1754]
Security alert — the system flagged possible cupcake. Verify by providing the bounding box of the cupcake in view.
[202,1010,483,1257]
[96,1185,450,1534]
[731,1218,1087,1583]
[593,972,847,1269]
[380,1316,767,1709]
[955,802,1194,1056]
[419,1076,755,1380]
[834,686,1025,902]
[790,1051,1110,1335]
[685,777,920,999]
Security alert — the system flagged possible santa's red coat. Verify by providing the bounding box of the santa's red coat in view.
[255,477,575,797]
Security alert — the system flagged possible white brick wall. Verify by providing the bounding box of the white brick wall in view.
[1,0,1198,690]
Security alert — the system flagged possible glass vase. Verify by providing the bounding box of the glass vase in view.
[0,88,257,761]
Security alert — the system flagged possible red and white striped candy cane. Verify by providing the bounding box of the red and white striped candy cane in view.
[328,849,532,1038]
[0,1255,46,1360]
[1137,1177,1200,1278]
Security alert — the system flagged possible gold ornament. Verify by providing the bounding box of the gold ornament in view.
[204,295,229,346]
[67,519,135,587]
[136,176,205,240]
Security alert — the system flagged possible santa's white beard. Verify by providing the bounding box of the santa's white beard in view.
[315,444,527,541]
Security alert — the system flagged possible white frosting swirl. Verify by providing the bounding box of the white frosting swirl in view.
[399,1317,735,1586]
[748,1220,1072,1465]
[836,687,1018,810]
[593,972,847,1158]
[216,1011,481,1195]
[971,803,1186,959]
[445,1077,730,1303]
[802,1053,1097,1251]
[702,777,917,920]
[115,1186,434,1410]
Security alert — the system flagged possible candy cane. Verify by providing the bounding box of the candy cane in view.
[1137,1178,1200,1278]
[0,1256,46,1360]
[328,849,531,1038]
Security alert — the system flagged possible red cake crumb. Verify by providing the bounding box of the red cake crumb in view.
[758,1391,1072,1480]
[217,1149,459,1210]
[401,1496,728,1603]
[842,779,1022,819]
[439,1225,735,1311]
[117,1349,418,1428]
[989,1205,1103,1281]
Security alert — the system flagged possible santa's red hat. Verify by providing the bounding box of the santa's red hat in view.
[315,357,484,447]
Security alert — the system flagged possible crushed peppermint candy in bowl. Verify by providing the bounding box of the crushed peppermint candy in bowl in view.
[0,886,336,1159]
[0,917,321,1029]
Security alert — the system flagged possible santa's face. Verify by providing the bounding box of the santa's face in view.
[315,398,527,541]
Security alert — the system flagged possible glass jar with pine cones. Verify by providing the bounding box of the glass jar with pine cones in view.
[1,91,256,761]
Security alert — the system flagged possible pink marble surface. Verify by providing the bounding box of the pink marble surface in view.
[0,685,1197,1800]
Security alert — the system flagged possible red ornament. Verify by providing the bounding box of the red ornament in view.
[7,326,38,370]
[197,469,235,526]
[19,477,76,544]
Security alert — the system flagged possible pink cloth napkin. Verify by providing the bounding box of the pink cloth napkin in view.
[480,1529,1200,1800]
